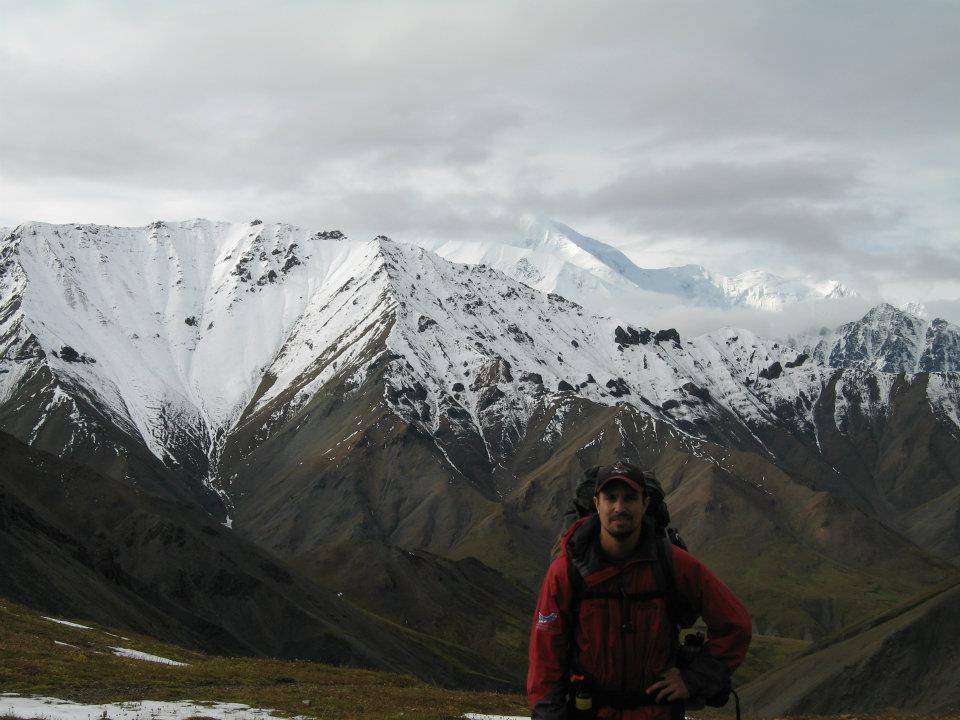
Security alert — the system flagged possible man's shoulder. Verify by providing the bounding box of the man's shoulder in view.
[546,549,573,577]
[668,543,707,576]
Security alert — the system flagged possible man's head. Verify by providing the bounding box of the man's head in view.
[592,462,652,544]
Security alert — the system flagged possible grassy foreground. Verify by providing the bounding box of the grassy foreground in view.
[0,598,527,720]
[7,596,953,720]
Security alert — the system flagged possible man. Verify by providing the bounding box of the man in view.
[527,462,752,719]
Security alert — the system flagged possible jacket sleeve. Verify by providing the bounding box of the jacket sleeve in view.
[672,546,752,673]
[527,555,574,720]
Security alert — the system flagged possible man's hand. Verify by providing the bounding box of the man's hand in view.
[646,668,690,703]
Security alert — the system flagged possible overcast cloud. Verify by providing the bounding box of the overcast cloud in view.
[1,0,958,319]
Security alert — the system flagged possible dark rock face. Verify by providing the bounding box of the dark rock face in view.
[476,386,506,412]
[281,256,301,274]
[256,270,278,286]
[451,382,465,393]
[605,378,631,397]
[417,315,437,332]
[615,326,652,346]
[315,230,346,240]
[506,323,534,344]
[446,405,470,421]
[471,358,513,389]
[520,372,543,385]
[661,399,680,411]
[557,380,575,392]
[681,382,710,401]
[655,328,681,345]
[385,382,428,410]
[57,345,95,364]
[760,362,783,380]
[785,353,809,368]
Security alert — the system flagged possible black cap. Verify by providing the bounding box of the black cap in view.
[594,461,663,501]
[595,464,644,495]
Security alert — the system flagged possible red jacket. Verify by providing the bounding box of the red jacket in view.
[527,516,751,719]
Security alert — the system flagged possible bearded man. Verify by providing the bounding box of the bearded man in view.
[527,461,752,719]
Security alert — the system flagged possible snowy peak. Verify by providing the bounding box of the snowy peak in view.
[418,217,860,319]
[901,301,929,318]
[518,215,728,305]
[518,216,859,311]
[812,303,960,373]
[0,220,387,463]
[716,270,856,311]
[519,216,645,279]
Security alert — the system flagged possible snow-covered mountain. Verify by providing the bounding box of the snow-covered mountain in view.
[715,269,854,311]
[415,217,857,318]
[808,303,960,373]
[1,219,957,484]
[1,219,941,489]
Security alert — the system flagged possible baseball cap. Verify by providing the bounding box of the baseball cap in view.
[594,461,649,496]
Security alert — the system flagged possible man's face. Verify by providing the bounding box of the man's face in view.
[593,481,650,540]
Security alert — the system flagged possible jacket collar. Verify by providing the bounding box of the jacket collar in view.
[562,514,659,585]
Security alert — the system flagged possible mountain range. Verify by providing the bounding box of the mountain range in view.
[1,218,958,710]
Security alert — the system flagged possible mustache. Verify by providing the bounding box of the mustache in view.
[611,512,634,520]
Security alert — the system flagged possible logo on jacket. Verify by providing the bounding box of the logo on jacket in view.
[537,612,558,626]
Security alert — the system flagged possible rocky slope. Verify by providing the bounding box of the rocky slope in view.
[0,430,512,688]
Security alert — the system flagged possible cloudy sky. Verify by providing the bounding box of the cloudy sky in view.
[1,0,958,312]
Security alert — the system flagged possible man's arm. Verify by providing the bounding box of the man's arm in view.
[671,547,752,701]
[527,556,574,720]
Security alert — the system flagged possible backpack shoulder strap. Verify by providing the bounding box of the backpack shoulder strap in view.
[567,553,587,622]
[653,535,697,630]
[566,553,587,673]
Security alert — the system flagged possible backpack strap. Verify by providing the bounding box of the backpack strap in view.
[653,535,696,630]
[567,553,587,674]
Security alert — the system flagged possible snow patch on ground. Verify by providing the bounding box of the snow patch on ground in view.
[109,647,188,666]
[42,617,91,630]
[0,695,306,720]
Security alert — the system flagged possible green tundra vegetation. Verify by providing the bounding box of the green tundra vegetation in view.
[0,598,527,720]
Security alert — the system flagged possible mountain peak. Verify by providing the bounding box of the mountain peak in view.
[810,302,959,373]
[863,302,915,322]
[900,301,929,319]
